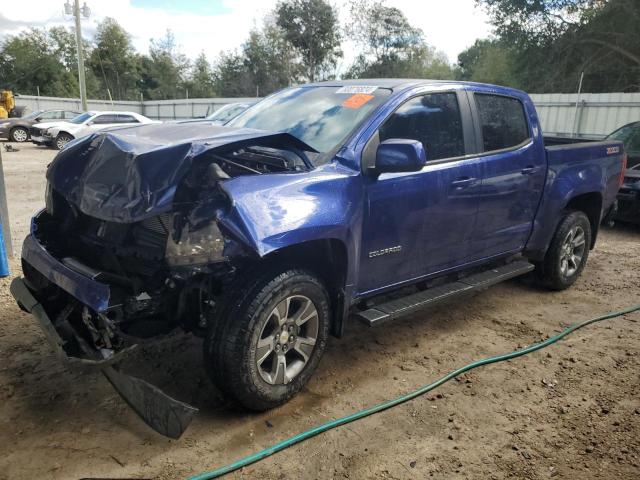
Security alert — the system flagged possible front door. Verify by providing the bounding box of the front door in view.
[358,91,485,295]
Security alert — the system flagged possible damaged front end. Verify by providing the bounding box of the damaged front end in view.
[12,124,316,438]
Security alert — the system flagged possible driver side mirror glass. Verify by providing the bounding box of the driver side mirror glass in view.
[373,139,427,174]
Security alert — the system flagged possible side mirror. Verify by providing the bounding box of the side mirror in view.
[373,139,427,174]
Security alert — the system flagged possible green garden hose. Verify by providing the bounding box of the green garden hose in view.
[188,303,640,480]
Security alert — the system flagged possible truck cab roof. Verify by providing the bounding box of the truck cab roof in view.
[304,78,528,97]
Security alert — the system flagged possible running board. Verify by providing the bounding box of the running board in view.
[355,260,534,327]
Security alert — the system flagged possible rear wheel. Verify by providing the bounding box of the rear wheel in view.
[55,133,73,150]
[537,210,591,290]
[10,127,28,142]
[204,268,330,411]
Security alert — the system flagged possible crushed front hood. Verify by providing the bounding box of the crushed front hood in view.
[47,123,314,223]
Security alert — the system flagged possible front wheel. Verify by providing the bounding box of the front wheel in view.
[54,133,73,150]
[204,268,330,411]
[537,210,591,290]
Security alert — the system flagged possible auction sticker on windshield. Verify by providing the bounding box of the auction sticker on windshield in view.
[342,93,375,109]
[335,86,378,94]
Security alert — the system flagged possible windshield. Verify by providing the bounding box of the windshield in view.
[22,110,43,120]
[70,112,93,124]
[229,86,391,154]
[207,104,247,122]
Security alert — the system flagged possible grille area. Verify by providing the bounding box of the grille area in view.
[39,199,174,279]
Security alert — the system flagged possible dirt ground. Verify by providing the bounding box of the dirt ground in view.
[0,142,639,480]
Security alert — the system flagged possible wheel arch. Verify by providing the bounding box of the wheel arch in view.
[564,191,602,249]
[259,238,349,338]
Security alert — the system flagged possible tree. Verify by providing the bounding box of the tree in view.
[476,0,640,92]
[213,51,251,97]
[456,39,518,87]
[0,28,79,97]
[275,0,342,81]
[345,0,454,80]
[87,18,139,100]
[214,19,302,97]
[184,52,216,98]
[478,0,601,48]
[140,30,189,100]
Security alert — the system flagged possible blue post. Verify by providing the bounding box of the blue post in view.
[0,219,9,277]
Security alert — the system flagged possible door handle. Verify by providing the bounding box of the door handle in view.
[521,166,538,175]
[450,177,476,189]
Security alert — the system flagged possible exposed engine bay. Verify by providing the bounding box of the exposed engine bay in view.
[25,132,314,364]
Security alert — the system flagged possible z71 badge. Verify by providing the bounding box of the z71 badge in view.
[606,146,620,155]
[369,246,402,258]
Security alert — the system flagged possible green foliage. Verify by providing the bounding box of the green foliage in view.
[141,30,190,100]
[344,0,455,80]
[87,18,139,100]
[183,52,217,98]
[275,0,342,81]
[472,0,640,92]
[455,39,518,87]
[0,28,79,97]
[214,20,302,97]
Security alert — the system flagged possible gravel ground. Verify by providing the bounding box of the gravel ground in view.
[0,142,639,480]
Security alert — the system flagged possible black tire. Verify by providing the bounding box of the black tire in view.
[10,127,28,142]
[204,268,330,411]
[537,210,591,290]
[55,133,73,150]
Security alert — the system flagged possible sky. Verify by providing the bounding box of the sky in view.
[0,0,493,69]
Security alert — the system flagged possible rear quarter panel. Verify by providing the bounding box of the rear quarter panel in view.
[525,140,624,258]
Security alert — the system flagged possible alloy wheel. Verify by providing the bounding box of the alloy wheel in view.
[12,128,28,142]
[559,225,586,277]
[256,295,319,385]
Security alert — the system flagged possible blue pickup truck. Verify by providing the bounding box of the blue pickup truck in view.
[11,80,625,437]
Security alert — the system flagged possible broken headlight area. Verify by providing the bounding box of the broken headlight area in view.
[165,220,227,267]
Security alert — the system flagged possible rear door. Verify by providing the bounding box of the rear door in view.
[468,92,546,257]
[358,90,485,294]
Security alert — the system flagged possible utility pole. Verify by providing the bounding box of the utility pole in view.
[65,1,91,111]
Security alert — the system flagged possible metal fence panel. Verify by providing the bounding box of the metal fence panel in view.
[15,95,258,121]
[16,95,142,114]
[13,93,640,137]
[530,92,640,139]
[141,98,258,120]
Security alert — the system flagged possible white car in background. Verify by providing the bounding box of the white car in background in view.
[31,111,158,150]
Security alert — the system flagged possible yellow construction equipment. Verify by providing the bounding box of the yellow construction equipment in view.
[0,90,16,119]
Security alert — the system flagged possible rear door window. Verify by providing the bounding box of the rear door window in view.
[379,92,465,161]
[92,115,117,124]
[474,94,530,152]
[39,111,62,120]
[116,114,139,123]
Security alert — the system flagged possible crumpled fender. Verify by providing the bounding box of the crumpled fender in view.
[216,163,362,261]
[46,123,315,223]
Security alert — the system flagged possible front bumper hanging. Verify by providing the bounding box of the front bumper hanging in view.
[10,277,198,439]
